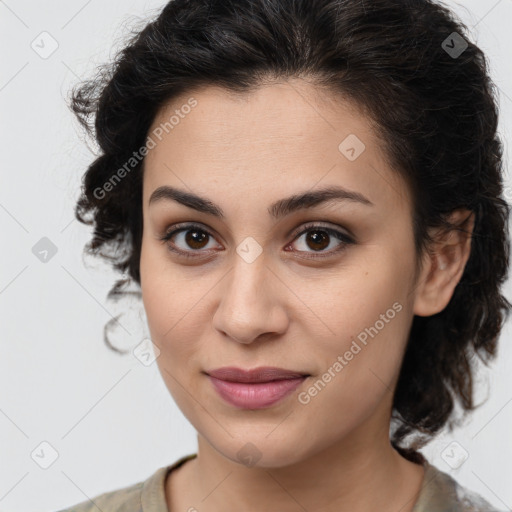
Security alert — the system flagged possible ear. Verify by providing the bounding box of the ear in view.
[413,208,475,317]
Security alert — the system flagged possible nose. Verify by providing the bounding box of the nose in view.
[212,253,289,345]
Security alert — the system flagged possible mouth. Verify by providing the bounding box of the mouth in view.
[204,366,310,409]
[205,366,311,383]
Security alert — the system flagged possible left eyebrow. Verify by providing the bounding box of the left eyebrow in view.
[148,184,374,220]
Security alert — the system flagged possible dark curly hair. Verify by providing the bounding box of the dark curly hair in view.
[69,0,511,461]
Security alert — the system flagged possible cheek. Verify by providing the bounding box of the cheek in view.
[295,306,409,445]
[141,235,183,333]
[140,240,188,360]
[142,277,199,363]
[307,256,412,398]
[140,256,205,413]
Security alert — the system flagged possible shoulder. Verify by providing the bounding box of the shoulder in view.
[55,453,198,512]
[54,474,148,512]
[415,461,504,512]
[451,478,504,512]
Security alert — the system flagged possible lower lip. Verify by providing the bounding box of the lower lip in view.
[208,375,308,409]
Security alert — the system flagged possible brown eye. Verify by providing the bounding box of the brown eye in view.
[183,229,209,249]
[159,221,355,261]
[304,230,330,251]
[159,223,221,258]
[288,224,355,258]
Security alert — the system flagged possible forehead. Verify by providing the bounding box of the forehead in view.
[143,80,410,215]
[146,80,371,150]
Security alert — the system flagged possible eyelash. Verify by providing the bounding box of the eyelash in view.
[158,222,355,260]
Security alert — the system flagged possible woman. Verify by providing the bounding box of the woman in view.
[59,0,511,510]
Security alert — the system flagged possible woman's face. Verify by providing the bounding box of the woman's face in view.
[140,80,424,467]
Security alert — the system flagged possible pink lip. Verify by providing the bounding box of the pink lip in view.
[205,366,309,409]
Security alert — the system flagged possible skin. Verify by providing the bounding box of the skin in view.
[139,79,474,512]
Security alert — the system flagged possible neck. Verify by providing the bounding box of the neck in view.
[177,419,424,512]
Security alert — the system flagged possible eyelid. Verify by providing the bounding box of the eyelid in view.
[161,219,354,240]
[289,220,353,240]
[159,220,355,258]
[160,222,218,243]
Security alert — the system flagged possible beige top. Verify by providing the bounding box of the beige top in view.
[56,453,503,512]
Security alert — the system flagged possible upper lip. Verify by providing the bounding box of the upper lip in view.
[206,366,310,383]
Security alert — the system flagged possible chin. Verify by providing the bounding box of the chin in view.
[210,434,311,469]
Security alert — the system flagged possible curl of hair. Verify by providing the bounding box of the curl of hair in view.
[69,0,511,459]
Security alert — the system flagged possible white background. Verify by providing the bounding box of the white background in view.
[1,1,511,511]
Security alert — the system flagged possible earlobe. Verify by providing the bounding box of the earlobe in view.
[412,209,475,317]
